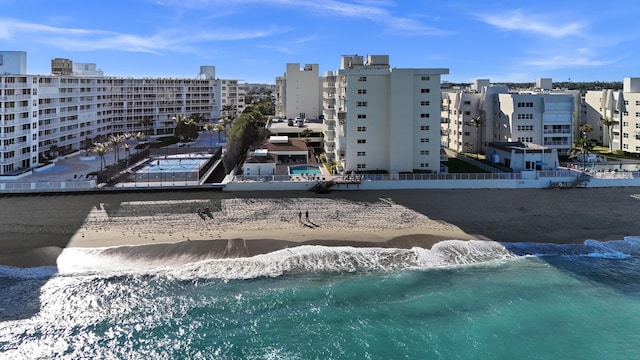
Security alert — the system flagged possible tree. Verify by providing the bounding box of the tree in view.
[82,136,94,156]
[109,134,124,164]
[600,116,619,153]
[139,117,154,136]
[466,116,483,158]
[204,122,217,147]
[222,104,237,119]
[222,108,270,173]
[569,124,595,170]
[190,113,206,130]
[92,142,111,172]
[132,131,146,153]
[173,114,199,142]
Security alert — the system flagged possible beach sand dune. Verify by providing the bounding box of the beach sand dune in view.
[1,188,639,267]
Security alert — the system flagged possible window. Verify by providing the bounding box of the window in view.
[357,151,366,156]
[463,101,471,105]
[358,76,367,82]
[420,125,430,131]
[357,114,367,119]
[623,122,629,127]
[624,133,629,138]
[421,76,430,81]
[357,139,366,144]
[624,100,629,105]
[420,138,429,143]
[517,137,533,142]
[517,102,534,108]
[420,150,430,155]
[357,126,366,131]
[464,111,471,116]
[420,88,430,93]
[517,114,534,120]
[517,125,534,131]
[420,163,429,168]
[357,89,367,94]
[357,163,366,169]
[420,113,430,118]
[636,101,640,106]
[420,101,430,106]
[357,101,367,107]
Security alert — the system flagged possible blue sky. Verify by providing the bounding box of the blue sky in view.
[1,0,639,84]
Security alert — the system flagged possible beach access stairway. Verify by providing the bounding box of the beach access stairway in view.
[549,174,590,189]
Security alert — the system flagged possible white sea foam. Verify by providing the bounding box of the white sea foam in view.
[5,237,635,281]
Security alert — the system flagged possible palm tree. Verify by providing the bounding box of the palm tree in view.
[600,116,619,153]
[109,134,124,164]
[132,131,146,153]
[466,116,483,158]
[222,104,237,119]
[204,122,217,147]
[214,124,225,144]
[569,124,595,170]
[190,113,206,129]
[92,142,111,171]
[139,117,154,136]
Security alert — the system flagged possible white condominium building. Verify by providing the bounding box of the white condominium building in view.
[582,78,640,153]
[0,54,244,176]
[275,63,321,119]
[442,79,580,156]
[323,55,448,173]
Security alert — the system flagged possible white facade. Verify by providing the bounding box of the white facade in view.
[0,51,27,75]
[219,79,245,119]
[275,63,321,119]
[0,68,245,175]
[441,80,579,156]
[323,55,448,173]
[582,78,640,154]
[73,63,104,77]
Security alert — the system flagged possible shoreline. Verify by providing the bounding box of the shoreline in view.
[2,188,640,268]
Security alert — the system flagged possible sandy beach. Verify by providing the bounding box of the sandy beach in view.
[1,187,640,267]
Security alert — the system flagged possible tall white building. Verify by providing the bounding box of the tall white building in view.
[275,63,321,119]
[583,78,640,153]
[0,56,245,175]
[323,55,448,173]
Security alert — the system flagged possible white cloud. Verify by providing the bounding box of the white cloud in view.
[0,17,285,53]
[522,48,613,68]
[477,9,585,37]
[158,0,447,36]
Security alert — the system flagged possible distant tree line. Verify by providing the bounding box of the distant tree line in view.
[447,81,623,91]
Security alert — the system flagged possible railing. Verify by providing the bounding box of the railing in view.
[0,180,96,192]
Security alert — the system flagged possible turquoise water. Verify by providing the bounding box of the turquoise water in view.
[289,165,322,175]
[2,239,640,359]
[138,158,207,174]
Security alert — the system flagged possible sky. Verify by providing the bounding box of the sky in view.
[1,0,639,84]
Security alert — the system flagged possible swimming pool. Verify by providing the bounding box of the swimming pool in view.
[135,158,207,174]
[288,165,322,175]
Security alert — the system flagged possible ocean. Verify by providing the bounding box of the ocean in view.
[1,238,640,359]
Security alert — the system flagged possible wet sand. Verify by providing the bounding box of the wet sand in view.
[1,188,639,267]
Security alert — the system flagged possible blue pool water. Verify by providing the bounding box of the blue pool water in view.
[289,165,322,175]
[2,238,640,359]
[135,158,208,174]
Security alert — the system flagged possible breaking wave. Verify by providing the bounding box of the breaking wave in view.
[2,237,639,280]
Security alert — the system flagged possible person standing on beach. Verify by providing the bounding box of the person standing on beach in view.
[305,210,309,221]
[298,211,302,222]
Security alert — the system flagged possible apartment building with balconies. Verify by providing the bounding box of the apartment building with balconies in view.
[0,55,250,175]
[441,79,579,158]
[322,55,448,173]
